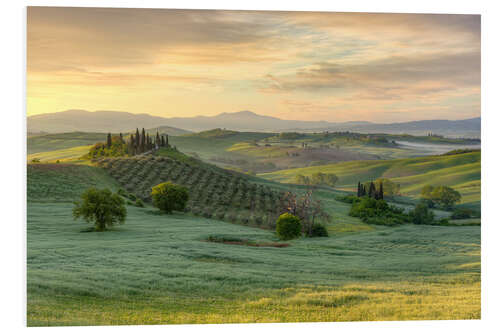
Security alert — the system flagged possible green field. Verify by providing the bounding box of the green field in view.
[27,163,120,202]
[27,132,108,154]
[27,145,92,163]
[27,162,480,325]
[260,151,481,209]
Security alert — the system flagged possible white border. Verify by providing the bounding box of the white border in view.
[2,1,499,332]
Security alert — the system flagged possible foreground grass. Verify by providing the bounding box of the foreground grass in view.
[27,202,480,326]
[28,277,480,326]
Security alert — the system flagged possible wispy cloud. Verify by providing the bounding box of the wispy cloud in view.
[27,7,480,122]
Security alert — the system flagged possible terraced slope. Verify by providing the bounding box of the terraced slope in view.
[96,155,284,229]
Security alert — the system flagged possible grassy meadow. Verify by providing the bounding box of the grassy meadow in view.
[27,162,480,325]
[27,132,107,154]
[28,201,480,326]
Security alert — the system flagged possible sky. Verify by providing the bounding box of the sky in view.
[27,7,480,123]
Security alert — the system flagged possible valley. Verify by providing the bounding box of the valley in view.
[26,122,481,325]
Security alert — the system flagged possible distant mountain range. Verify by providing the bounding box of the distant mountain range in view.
[27,110,191,136]
[28,109,481,138]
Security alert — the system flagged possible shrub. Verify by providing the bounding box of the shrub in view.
[408,203,435,225]
[151,182,189,214]
[451,208,473,219]
[135,198,144,207]
[276,213,302,240]
[214,209,225,220]
[335,195,360,204]
[73,188,127,231]
[349,197,407,226]
[310,224,328,237]
[117,188,128,197]
[202,208,212,218]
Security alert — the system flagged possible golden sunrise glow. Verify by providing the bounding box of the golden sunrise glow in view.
[27,7,480,122]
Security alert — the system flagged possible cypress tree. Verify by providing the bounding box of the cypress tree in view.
[106,133,112,149]
[357,181,361,197]
[156,132,160,148]
[359,184,365,197]
[161,135,165,147]
[135,128,140,150]
[166,134,169,147]
[128,136,135,155]
[368,182,376,198]
[141,128,146,152]
[379,182,384,200]
[119,132,123,143]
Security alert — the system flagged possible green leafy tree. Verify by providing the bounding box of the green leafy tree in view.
[311,172,338,187]
[367,179,399,197]
[72,188,126,231]
[295,174,310,185]
[276,213,302,240]
[421,185,461,209]
[408,202,435,225]
[431,186,461,209]
[151,182,189,214]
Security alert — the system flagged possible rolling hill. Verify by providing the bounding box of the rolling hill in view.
[95,149,285,228]
[260,151,481,209]
[27,132,108,154]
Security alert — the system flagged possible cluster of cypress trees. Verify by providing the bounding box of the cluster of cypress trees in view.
[357,181,384,200]
[127,128,169,155]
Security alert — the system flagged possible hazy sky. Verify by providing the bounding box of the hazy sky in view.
[27,7,480,122]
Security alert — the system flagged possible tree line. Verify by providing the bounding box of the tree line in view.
[357,181,384,200]
[88,128,170,159]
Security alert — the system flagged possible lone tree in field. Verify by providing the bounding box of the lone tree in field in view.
[72,188,127,231]
[421,185,461,210]
[151,182,189,214]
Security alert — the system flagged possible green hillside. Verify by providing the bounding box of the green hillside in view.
[27,163,120,202]
[27,145,92,163]
[145,125,192,136]
[260,151,480,208]
[96,153,284,229]
[27,132,108,154]
[170,130,274,158]
[27,146,481,325]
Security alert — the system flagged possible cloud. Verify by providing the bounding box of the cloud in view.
[27,7,287,71]
[262,51,480,97]
[27,7,481,122]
